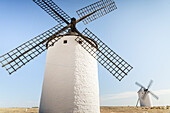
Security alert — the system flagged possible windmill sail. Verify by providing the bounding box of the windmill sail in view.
[1,0,133,79]
[0,24,67,74]
[76,0,117,25]
[147,80,153,89]
[135,82,146,89]
[75,28,133,81]
[33,0,71,24]
[149,91,159,100]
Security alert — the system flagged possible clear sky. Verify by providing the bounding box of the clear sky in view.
[0,0,170,107]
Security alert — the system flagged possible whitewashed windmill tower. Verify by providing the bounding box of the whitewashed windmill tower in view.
[0,0,133,113]
[135,80,159,107]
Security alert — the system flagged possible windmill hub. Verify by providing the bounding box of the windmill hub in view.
[144,89,148,92]
[70,17,77,32]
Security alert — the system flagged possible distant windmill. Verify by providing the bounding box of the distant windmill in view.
[0,0,133,113]
[135,80,159,107]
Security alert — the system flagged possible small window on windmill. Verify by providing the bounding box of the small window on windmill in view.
[63,40,67,44]
[78,40,82,44]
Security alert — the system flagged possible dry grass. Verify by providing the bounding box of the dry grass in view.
[0,108,38,113]
[0,106,170,113]
[101,106,170,113]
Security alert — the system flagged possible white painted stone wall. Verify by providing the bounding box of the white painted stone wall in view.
[138,91,151,107]
[39,35,100,113]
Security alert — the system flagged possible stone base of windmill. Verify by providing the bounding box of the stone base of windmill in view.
[39,35,100,113]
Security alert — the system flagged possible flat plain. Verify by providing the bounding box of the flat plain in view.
[0,106,170,113]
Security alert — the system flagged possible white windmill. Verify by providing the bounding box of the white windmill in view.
[135,80,159,107]
[0,0,133,113]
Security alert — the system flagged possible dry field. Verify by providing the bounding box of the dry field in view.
[0,106,170,113]
[101,106,170,113]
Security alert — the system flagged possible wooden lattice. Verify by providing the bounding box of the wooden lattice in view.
[0,24,66,74]
[33,0,71,24]
[75,28,133,81]
[76,0,117,25]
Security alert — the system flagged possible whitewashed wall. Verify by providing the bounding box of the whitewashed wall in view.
[39,35,100,113]
[138,90,151,107]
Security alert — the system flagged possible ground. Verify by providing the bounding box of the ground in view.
[101,106,170,113]
[0,106,170,113]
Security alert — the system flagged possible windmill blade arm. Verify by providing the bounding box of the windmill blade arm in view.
[33,0,71,24]
[76,0,117,25]
[136,98,140,107]
[149,91,159,100]
[76,2,114,23]
[0,24,68,74]
[135,82,146,89]
[147,80,153,89]
[75,28,133,81]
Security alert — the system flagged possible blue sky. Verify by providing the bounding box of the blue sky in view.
[0,0,170,107]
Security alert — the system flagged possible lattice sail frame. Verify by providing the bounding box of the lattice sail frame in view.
[0,0,133,79]
[33,0,71,24]
[75,28,133,81]
[0,24,67,74]
[76,0,117,25]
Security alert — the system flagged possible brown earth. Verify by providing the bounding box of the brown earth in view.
[0,106,170,113]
